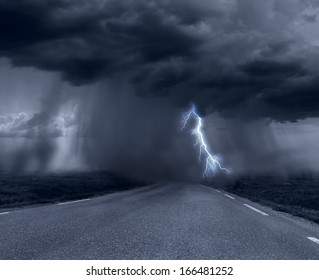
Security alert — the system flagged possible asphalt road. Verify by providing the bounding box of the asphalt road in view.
[0,183,319,259]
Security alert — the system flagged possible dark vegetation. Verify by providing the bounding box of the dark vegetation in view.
[0,171,148,209]
[220,174,319,223]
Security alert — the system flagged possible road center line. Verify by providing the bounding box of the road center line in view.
[58,199,90,206]
[307,237,319,245]
[0,212,9,215]
[224,194,235,200]
[243,204,269,216]
[215,190,221,193]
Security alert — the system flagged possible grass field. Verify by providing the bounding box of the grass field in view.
[0,171,148,209]
[218,174,319,223]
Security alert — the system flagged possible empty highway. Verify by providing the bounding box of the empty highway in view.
[0,183,318,259]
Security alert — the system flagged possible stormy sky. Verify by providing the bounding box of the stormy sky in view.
[1,0,319,179]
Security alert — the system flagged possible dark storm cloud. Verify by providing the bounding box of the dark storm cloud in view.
[240,60,306,78]
[1,0,319,121]
[0,0,203,83]
[303,13,317,23]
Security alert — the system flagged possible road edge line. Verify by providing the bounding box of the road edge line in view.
[243,204,269,216]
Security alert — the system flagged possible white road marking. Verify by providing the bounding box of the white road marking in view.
[243,204,269,216]
[0,212,9,215]
[58,199,90,206]
[224,194,235,200]
[307,237,319,245]
[215,190,221,193]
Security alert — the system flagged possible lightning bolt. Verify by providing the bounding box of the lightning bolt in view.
[182,104,231,177]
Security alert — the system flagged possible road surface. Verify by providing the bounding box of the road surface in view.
[0,183,319,259]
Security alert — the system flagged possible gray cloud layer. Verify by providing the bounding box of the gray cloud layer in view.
[0,109,77,138]
[1,0,319,122]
